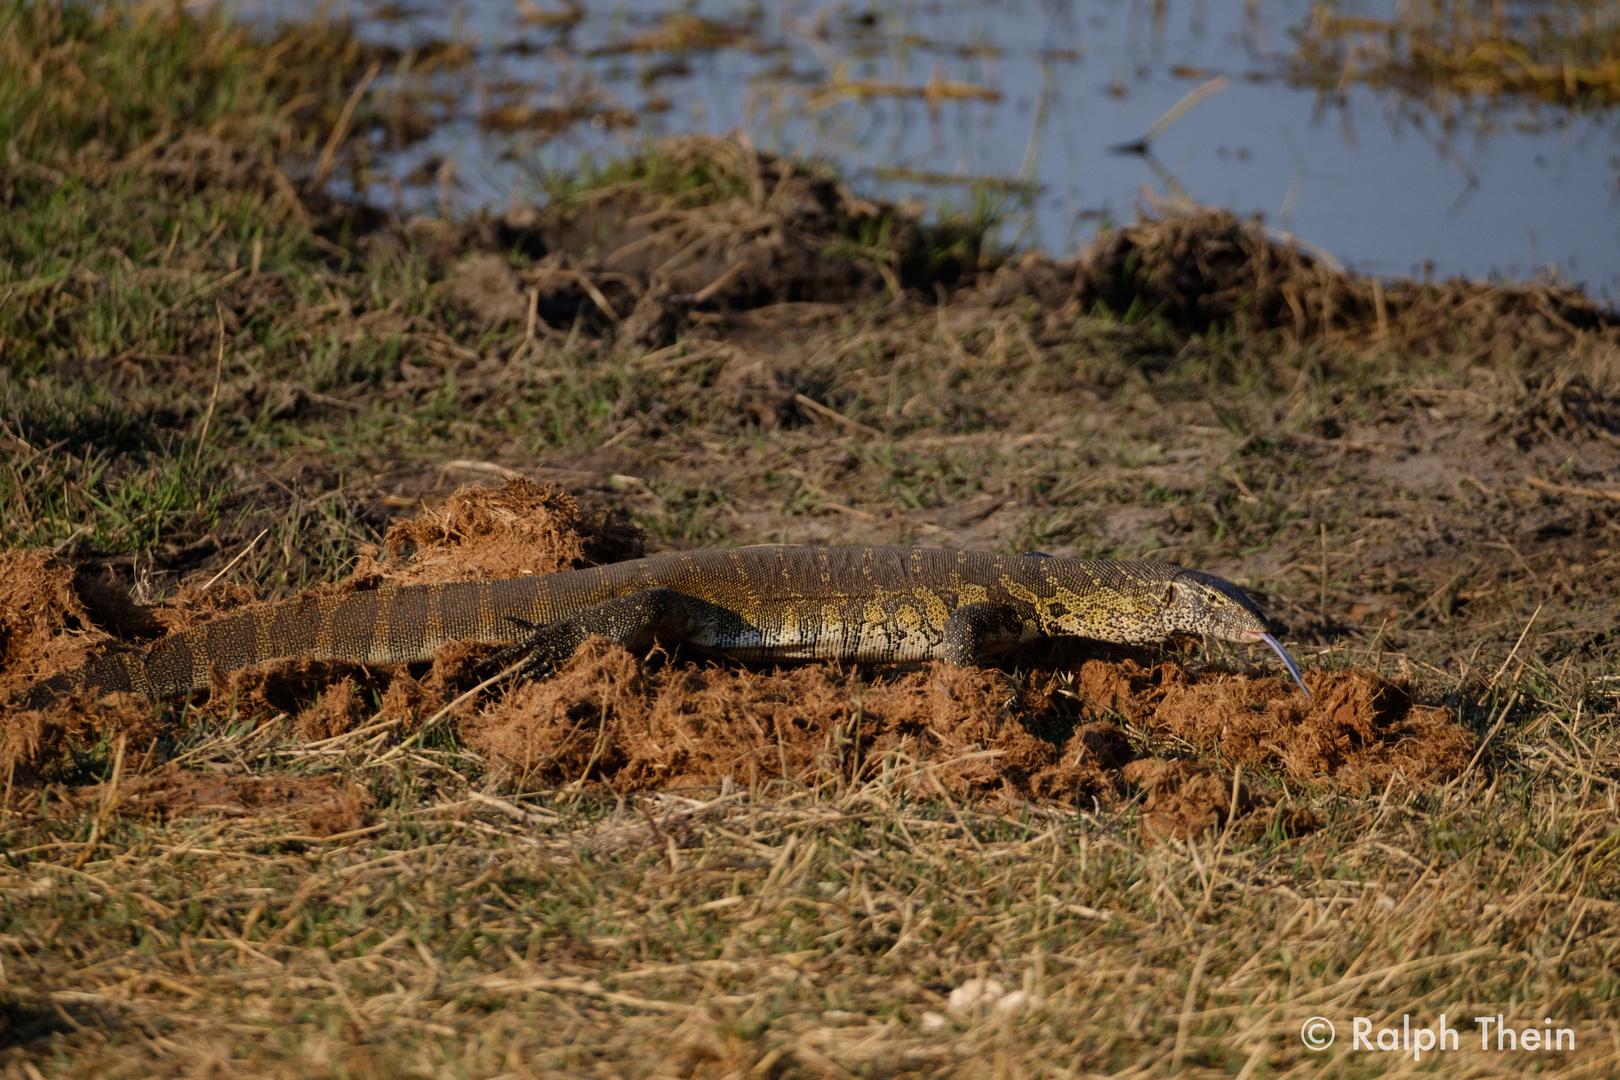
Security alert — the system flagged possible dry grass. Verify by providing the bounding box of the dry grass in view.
[3,674,1618,1077]
[1293,1,1620,108]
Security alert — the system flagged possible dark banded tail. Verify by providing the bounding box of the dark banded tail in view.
[21,651,153,709]
[15,576,566,709]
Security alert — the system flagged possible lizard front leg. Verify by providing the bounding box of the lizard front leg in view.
[940,601,1033,666]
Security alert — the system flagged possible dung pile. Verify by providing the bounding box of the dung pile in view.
[463,641,1474,836]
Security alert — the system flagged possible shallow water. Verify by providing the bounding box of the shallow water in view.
[248,0,1620,298]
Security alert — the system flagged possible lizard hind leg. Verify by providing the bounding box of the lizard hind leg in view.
[477,616,569,681]
[480,587,691,682]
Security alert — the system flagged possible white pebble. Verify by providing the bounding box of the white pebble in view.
[947,978,1006,1017]
[994,989,1038,1015]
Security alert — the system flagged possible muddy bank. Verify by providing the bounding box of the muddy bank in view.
[430,135,985,349]
[426,137,1617,363]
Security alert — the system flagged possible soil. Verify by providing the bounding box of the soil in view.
[461,637,1464,835]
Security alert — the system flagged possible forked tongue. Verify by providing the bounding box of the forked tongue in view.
[1258,633,1311,698]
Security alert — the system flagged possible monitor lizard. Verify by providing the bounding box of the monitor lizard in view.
[18,545,1309,708]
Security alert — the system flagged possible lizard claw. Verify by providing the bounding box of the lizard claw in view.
[487,615,586,683]
[476,617,562,680]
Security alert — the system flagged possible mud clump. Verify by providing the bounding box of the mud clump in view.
[1123,759,1256,840]
[451,252,532,328]
[465,641,1473,834]
[439,135,984,346]
[1147,665,1474,792]
[290,676,371,741]
[372,477,644,587]
[0,552,158,779]
[0,549,117,696]
[144,581,264,637]
[304,784,376,836]
[0,693,167,784]
[463,640,1121,801]
[277,639,498,741]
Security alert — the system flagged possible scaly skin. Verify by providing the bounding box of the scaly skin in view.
[19,546,1309,707]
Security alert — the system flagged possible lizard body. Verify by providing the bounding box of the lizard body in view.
[20,546,1308,707]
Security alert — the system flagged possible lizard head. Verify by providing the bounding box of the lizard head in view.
[1160,569,1270,639]
[1163,569,1311,697]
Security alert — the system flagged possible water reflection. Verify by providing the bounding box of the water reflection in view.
[246,0,1620,298]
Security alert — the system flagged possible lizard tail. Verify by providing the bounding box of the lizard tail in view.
[19,651,153,710]
[16,577,548,708]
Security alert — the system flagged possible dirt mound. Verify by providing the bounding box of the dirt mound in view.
[375,477,644,586]
[143,581,264,636]
[465,641,1473,832]
[0,692,167,783]
[1122,759,1252,838]
[1144,665,1474,791]
[201,639,496,741]
[464,640,1117,801]
[0,549,116,695]
[980,206,1619,364]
